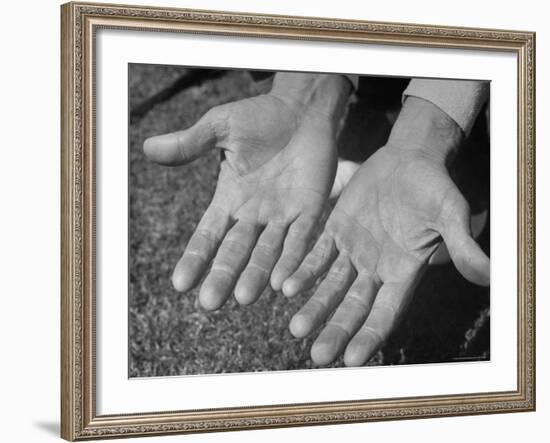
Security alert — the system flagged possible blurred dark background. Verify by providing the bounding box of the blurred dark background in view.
[129,64,490,377]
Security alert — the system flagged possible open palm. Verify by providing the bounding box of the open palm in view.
[144,92,338,310]
[283,145,490,366]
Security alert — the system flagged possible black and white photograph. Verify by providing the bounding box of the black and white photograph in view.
[129,65,491,377]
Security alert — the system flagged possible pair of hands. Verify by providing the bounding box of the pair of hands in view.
[143,73,490,367]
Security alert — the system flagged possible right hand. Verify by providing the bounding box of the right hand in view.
[144,73,351,310]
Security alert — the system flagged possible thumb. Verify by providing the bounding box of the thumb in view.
[143,108,224,166]
[440,193,490,287]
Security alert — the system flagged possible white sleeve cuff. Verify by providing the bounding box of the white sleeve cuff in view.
[403,78,489,136]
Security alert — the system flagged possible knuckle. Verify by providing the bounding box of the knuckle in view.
[375,300,398,316]
[307,298,328,315]
[362,326,385,345]
[312,242,334,263]
[194,229,219,244]
[326,322,352,340]
[246,262,270,275]
[294,266,315,283]
[307,255,325,271]
[275,253,298,270]
[287,224,307,239]
[185,239,209,255]
[325,270,347,284]
[254,241,276,256]
[210,264,236,278]
[345,292,369,311]
[183,249,207,262]
[325,263,350,283]
[219,239,249,255]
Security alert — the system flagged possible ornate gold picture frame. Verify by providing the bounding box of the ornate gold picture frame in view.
[61,1,535,440]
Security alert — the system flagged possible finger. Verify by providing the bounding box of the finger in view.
[344,282,413,367]
[444,229,490,286]
[281,232,337,297]
[310,273,378,366]
[270,215,317,292]
[441,198,490,286]
[234,224,286,305]
[199,221,261,310]
[429,210,487,265]
[172,205,230,292]
[143,107,225,166]
[289,255,355,339]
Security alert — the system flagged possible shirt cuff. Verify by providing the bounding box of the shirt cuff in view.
[403,78,489,136]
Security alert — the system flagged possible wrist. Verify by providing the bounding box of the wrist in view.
[270,73,351,123]
[387,96,464,165]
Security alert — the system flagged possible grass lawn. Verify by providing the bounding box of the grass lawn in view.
[129,65,490,377]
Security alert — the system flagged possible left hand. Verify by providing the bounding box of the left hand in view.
[282,97,490,366]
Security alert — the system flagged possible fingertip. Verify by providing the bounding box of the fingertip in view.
[281,278,300,297]
[172,256,204,293]
[344,331,381,367]
[234,285,255,306]
[198,284,224,311]
[311,340,336,366]
[289,314,311,338]
[477,252,491,286]
[269,272,284,292]
[473,258,490,287]
[142,136,155,159]
[142,134,168,163]
[271,263,292,292]
[453,239,491,287]
[142,133,182,166]
[444,223,491,287]
[343,345,368,367]
[171,270,192,293]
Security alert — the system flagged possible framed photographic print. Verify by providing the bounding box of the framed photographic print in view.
[61,1,536,440]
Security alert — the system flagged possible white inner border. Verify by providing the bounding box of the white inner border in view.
[96,28,518,415]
